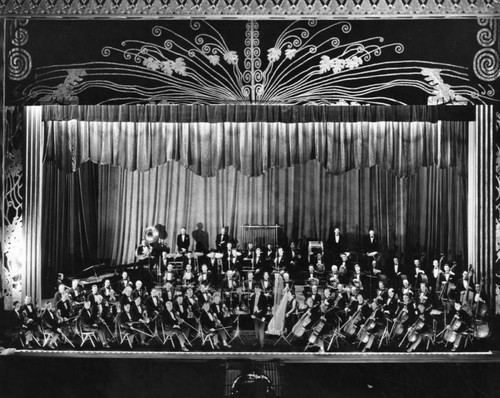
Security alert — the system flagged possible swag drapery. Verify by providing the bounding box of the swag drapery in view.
[38,105,471,295]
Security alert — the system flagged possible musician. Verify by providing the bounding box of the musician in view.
[428,259,444,293]
[456,270,474,293]
[176,227,190,254]
[282,272,295,294]
[306,296,330,354]
[375,280,388,302]
[56,273,68,291]
[161,300,189,351]
[327,265,340,289]
[57,291,76,335]
[440,263,455,299]
[174,294,196,340]
[417,283,434,308]
[145,288,163,319]
[447,301,472,351]
[359,299,385,352]
[305,265,320,290]
[211,294,233,328]
[198,263,213,287]
[87,284,100,309]
[120,302,147,346]
[411,259,427,288]
[244,242,255,260]
[163,263,177,285]
[99,279,116,303]
[220,270,237,308]
[41,301,62,348]
[288,242,302,277]
[243,271,257,292]
[394,294,417,332]
[79,300,110,348]
[350,263,366,292]
[260,272,273,298]
[131,296,145,323]
[387,257,405,290]
[95,294,114,328]
[200,301,231,349]
[406,303,434,352]
[215,227,230,252]
[400,278,414,299]
[249,285,268,350]
[284,290,298,334]
[120,286,135,307]
[265,244,275,264]
[338,252,352,273]
[161,281,176,303]
[306,284,322,306]
[382,288,399,318]
[363,229,380,254]
[228,248,243,275]
[274,247,288,273]
[116,271,133,294]
[132,280,149,301]
[338,264,350,286]
[182,263,197,289]
[197,283,212,306]
[21,295,41,327]
[330,227,345,262]
[53,284,66,304]
[253,247,269,279]
[184,287,201,318]
[11,301,34,348]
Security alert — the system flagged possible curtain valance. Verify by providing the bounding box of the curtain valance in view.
[42,105,474,123]
[44,119,468,177]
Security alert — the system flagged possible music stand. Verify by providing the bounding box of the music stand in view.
[228,312,245,345]
[273,331,291,346]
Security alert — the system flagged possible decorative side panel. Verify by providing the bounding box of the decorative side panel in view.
[474,19,500,84]
[495,109,500,315]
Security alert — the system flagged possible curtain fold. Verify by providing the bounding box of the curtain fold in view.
[44,120,469,178]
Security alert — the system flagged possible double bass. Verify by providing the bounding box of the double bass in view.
[473,278,491,339]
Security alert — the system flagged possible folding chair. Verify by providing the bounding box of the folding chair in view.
[160,321,177,349]
[115,319,136,349]
[200,325,216,349]
[76,319,98,348]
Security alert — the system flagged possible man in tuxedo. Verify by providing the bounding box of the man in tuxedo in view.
[161,300,189,351]
[330,227,345,262]
[215,227,230,252]
[79,300,109,348]
[364,229,380,255]
[249,285,268,349]
[176,227,190,253]
[274,247,288,273]
[387,256,405,290]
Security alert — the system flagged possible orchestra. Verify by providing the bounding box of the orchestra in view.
[3,226,493,355]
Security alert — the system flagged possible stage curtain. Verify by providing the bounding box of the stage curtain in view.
[43,119,468,178]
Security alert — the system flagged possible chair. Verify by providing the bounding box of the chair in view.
[115,318,136,349]
[308,241,323,263]
[200,325,216,349]
[76,319,98,348]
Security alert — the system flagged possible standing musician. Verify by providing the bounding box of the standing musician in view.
[429,258,445,294]
[228,248,243,276]
[222,270,239,310]
[79,300,110,348]
[364,229,380,255]
[330,227,345,263]
[411,259,426,288]
[116,271,133,294]
[177,227,190,254]
[265,244,275,265]
[288,242,302,277]
[200,301,231,349]
[284,290,298,335]
[387,257,405,290]
[215,227,230,252]
[161,300,189,351]
[249,285,268,350]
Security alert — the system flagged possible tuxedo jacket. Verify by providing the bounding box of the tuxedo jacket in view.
[330,235,346,254]
[249,293,268,318]
[145,296,162,316]
[21,304,39,321]
[222,277,239,291]
[200,310,217,330]
[79,308,97,329]
[196,291,212,306]
[364,236,380,253]
[215,233,229,252]
[11,310,25,330]
[184,295,200,316]
[176,234,190,252]
[57,300,73,319]
[161,309,179,329]
[382,297,399,317]
[173,301,189,321]
[42,309,59,330]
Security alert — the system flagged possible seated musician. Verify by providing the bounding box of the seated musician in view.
[274,247,288,274]
[21,295,42,336]
[243,242,255,261]
[327,265,339,288]
[407,303,434,352]
[243,271,257,292]
[265,244,275,264]
[120,286,135,307]
[282,272,295,294]
[99,279,116,303]
[131,296,146,323]
[95,294,114,330]
[161,300,189,351]
[253,246,268,280]
[200,301,231,349]
[196,283,212,306]
[260,272,273,299]
[474,283,488,312]
[174,294,197,341]
[392,294,417,340]
[284,290,298,334]
[87,284,100,310]
[417,283,435,308]
[41,301,62,348]
[375,280,388,302]
[57,291,76,336]
[79,300,110,348]
[306,284,322,306]
[68,279,84,306]
[229,248,243,276]
[162,281,176,303]
[206,250,219,275]
[306,296,330,354]
[359,299,385,352]
[350,263,365,287]
[11,301,34,348]
[382,288,399,318]
[305,265,320,290]
[182,263,197,289]
[53,284,66,304]
[447,301,472,352]
[344,293,371,333]
[456,270,474,295]
[222,242,234,273]
[184,287,201,318]
[116,271,133,294]
[338,264,350,285]
[329,286,348,324]
[184,252,196,272]
[163,263,177,286]
[198,263,212,287]
[222,270,239,310]
[399,278,414,299]
[120,302,147,346]
[338,253,352,273]
[211,294,233,327]
[132,280,148,301]
[145,288,163,319]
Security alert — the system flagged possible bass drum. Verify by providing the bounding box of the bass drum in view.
[230,373,276,398]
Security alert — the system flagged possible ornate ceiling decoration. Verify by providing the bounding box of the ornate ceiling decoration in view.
[0,0,498,18]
